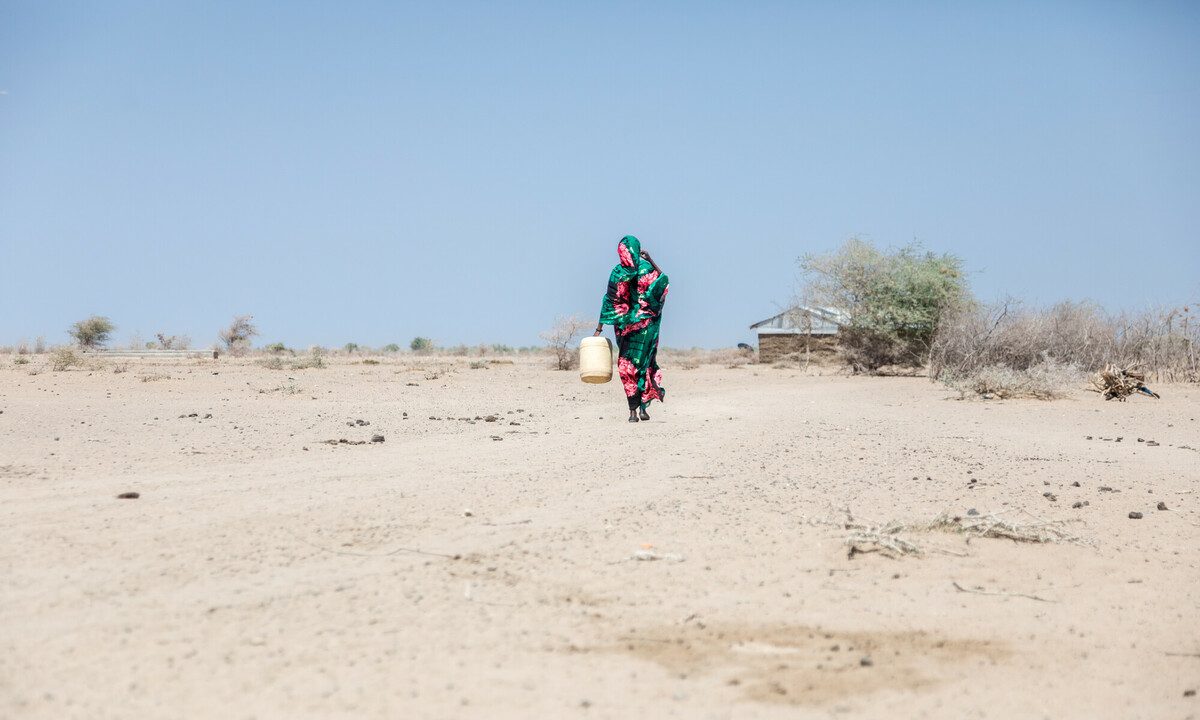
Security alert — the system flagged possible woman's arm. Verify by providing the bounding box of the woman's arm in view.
[640,250,662,274]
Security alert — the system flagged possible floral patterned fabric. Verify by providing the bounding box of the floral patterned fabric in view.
[598,236,669,409]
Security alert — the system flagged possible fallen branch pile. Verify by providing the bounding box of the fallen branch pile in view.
[929,510,1088,546]
[805,508,1089,559]
[1090,364,1160,401]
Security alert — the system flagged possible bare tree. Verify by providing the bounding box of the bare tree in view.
[219,315,259,356]
[540,315,588,370]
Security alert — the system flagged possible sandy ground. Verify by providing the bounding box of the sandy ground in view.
[1,354,1198,719]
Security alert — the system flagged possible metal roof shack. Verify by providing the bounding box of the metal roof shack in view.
[749,306,847,362]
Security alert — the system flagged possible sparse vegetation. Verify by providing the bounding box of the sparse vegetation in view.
[799,239,967,373]
[293,353,326,370]
[382,343,401,353]
[540,315,588,370]
[13,356,30,365]
[69,316,116,349]
[930,300,1199,397]
[410,337,434,354]
[155,333,190,350]
[265,342,290,354]
[219,315,258,356]
[344,343,360,354]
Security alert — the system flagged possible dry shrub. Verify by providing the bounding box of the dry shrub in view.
[959,359,1083,399]
[259,356,286,370]
[156,333,190,350]
[292,354,326,370]
[219,315,258,356]
[931,300,1199,396]
[51,348,82,371]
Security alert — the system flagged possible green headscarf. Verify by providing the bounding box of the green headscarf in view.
[600,236,656,327]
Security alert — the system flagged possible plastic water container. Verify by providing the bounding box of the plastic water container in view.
[579,336,614,384]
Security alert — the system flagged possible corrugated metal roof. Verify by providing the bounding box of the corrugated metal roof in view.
[750,306,847,335]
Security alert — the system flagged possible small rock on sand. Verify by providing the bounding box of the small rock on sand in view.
[1128,511,1143,519]
[1156,501,1168,511]
[370,434,385,443]
[116,492,140,499]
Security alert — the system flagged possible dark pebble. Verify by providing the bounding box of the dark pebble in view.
[966,508,979,516]
[371,434,385,443]
[1043,492,1057,501]
[860,656,873,667]
[1128,511,1143,519]
[116,492,140,499]
[1157,502,1168,511]
[1071,481,1080,487]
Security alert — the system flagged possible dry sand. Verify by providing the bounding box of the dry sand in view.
[1,355,1197,719]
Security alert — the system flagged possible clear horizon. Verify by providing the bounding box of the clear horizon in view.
[2,1,1198,349]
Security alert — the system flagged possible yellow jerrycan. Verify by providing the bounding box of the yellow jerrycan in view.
[579,336,614,384]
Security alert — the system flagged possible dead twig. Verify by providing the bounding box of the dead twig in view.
[952,581,1056,603]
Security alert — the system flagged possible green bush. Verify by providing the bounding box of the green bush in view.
[410,337,434,354]
[69,316,115,349]
[344,342,360,354]
[382,343,401,353]
[799,238,967,372]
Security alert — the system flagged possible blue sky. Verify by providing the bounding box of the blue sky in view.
[2,1,1197,349]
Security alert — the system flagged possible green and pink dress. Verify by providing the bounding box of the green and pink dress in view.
[598,236,669,410]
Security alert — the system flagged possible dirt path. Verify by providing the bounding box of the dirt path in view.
[2,357,1197,718]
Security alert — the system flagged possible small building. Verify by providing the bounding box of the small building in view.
[750,306,846,363]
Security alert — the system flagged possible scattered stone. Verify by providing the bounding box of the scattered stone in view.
[1099,486,1116,493]
[1146,441,1160,446]
[1157,501,1168,511]
[484,415,498,422]
[1071,481,1080,487]
[203,413,212,419]
[463,509,473,517]
[1185,689,1195,697]
[370,434,385,443]
[1128,511,1143,520]
[966,508,979,516]
[355,419,369,426]
[860,656,873,667]
[491,436,503,441]
[1137,438,1144,442]
[116,492,140,499]
[1043,492,1057,502]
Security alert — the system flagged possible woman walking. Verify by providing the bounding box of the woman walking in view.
[594,236,669,423]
